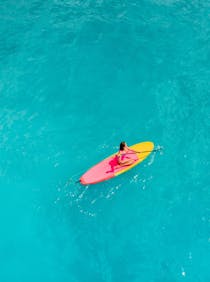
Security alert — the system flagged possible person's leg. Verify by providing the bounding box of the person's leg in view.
[120,159,134,166]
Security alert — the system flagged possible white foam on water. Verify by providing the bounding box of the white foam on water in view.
[147,152,156,166]
[181,267,186,277]
[129,172,154,191]
[105,184,122,199]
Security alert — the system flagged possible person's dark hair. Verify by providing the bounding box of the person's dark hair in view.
[120,141,126,151]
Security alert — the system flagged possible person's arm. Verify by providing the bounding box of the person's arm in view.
[126,145,140,154]
[116,152,123,164]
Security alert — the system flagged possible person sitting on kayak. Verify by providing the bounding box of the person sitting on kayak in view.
[116,141,136,166]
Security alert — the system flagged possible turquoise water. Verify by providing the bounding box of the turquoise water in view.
[1,0,210,281]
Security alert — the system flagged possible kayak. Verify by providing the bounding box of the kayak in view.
[80,141,154,185]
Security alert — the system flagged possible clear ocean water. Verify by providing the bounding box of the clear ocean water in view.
[0,1,209,281]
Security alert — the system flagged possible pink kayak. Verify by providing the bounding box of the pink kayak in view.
[80,141,154,185]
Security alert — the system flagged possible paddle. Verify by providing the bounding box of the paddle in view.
[126,147,163,155]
